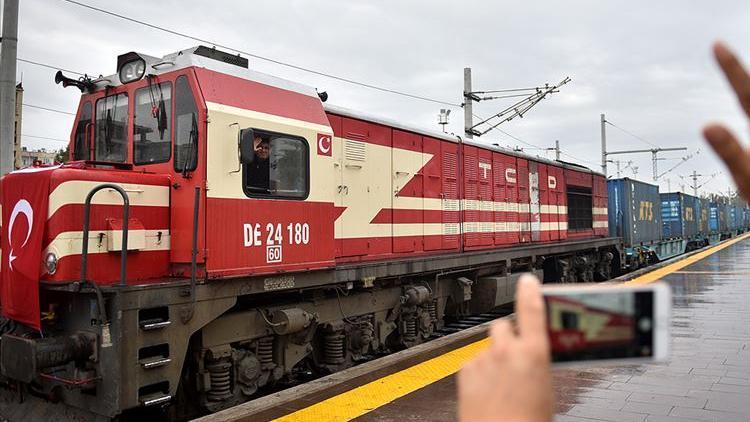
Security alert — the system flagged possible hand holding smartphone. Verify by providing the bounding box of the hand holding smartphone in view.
[542,282,671,365]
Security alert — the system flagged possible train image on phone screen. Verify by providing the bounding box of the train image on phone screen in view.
[545,291,654,362]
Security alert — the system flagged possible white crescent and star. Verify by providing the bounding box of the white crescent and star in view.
[318,135,331,155]
[8,199,33,272]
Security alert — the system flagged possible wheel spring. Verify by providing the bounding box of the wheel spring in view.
[323,332,345,365]
[206,358,232,402]
[257,336,274,367]
[427,299,437,321]
[404,317,418,341]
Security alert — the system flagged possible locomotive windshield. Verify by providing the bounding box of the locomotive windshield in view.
[134,81,172,164]
[94,92,129,162]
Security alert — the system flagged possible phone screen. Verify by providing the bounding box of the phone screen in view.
[544,290,655,363]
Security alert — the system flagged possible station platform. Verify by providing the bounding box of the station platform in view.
[200,233,750,422]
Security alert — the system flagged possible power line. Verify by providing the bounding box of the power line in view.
[560,151,600,167]
[18,57,86,76]
[23,103,76,115]
[473,111,601,166]
[58,0,461,107]
[22,134,68,143]
[604,119,659,148]
[471,111,544,150]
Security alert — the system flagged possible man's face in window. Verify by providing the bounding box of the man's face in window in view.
[255,138,270,160]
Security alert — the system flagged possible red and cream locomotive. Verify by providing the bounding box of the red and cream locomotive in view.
[0,46,619,420]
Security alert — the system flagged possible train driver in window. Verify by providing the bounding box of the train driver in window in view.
[248,136,270,192]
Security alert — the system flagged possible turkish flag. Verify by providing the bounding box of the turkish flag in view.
[1,167,54,330]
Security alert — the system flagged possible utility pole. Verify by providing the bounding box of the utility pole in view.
[606,159,624,178]
[463,67,473,139]
[690,170,701,197]
[600,113,607,176]
[555,140,560,161]
[0,0,19,176]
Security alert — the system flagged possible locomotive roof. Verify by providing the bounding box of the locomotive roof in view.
[94,45,602,176]
[324,103,604,176]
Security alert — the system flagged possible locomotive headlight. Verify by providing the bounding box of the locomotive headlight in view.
[118,58,146,84]
[44,252,58,275]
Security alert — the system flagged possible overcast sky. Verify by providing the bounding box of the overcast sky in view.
[15,0,750,195]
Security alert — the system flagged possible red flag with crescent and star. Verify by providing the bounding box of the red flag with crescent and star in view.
[0,167,55,330]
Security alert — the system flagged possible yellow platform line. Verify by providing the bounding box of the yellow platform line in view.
[273,338,490,422]
[273,233,750,422]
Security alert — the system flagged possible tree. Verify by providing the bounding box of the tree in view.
[55,145,69,164]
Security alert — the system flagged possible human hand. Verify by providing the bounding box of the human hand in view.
[704,42,750,202]
[457,274,553,422]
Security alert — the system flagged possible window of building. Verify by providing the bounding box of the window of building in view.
[95,93,128,162]
[567,186,593,230]
[242,129,308,199]
[73,102,92,160]
[173,76,198,173]
[134,81,172,164]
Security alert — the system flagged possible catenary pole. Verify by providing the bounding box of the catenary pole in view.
[464,67,473,139]
[600,114,607,177]
[0,0,19,176]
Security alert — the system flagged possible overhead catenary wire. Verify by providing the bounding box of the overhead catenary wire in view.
[604,119,660,149]
[22,134,69,143]
[18,58,87,76]
[58,0,461,107]
[471,112,544,150]
[656,149,700,179]
[23,103,76,115]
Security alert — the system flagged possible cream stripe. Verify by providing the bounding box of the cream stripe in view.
[461,200,567,215]
[337,221,571,239]
[45,229,170,260]
[48,181,169,218]
[593,207,608,215]
[206,101,332,133]
[593,221,609,228]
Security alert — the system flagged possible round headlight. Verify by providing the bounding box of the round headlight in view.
[45,252,58,275]
[119,59,146,84]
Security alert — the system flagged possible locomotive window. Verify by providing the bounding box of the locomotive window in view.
[243,130,308,200]
[94,93,128,162]
[134,81,172,164]
[73,102,92,161]
[561,311,579,329]
[567,186,593,230]
[174,76,199,173]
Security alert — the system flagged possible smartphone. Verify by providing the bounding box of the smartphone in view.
[542,282,670,365]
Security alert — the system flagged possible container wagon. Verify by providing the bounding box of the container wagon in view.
[660,192,702,251]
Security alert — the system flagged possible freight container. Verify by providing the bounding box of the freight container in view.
[608,178,662,246]
[720,202,730,233]
[729,205,740,231]
[697,197,710,235]
[709,202,720,232]
[660,192,699,239]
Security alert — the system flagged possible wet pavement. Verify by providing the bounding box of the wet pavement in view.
[355,238,750,422]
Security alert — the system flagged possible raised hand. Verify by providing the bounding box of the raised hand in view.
[457,274,554,422]
[704,42,750,201]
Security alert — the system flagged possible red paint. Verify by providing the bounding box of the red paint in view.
[194,68,329,126]
[205,198,335,276]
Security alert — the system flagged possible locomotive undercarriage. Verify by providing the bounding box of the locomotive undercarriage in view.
[0,238,621,421]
